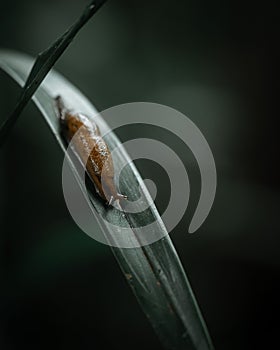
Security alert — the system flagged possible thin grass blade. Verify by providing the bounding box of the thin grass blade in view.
[0,0,108,146]
[0,50,214,350]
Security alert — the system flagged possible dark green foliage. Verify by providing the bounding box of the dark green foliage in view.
[0,1,214,347]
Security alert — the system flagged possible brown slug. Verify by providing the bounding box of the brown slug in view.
[55,96,127,205]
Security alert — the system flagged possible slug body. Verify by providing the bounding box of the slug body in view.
[55,96,127,204]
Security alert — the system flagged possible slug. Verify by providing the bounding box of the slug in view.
[55,96,127,205]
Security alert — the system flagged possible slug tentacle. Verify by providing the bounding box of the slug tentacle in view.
[55,95,67,121]
[55,96,127,205]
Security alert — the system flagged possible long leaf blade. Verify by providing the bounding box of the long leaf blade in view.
[0,0,108,146]
[0,50,214,350]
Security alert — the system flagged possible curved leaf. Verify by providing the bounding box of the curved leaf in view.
[0,50,214,350]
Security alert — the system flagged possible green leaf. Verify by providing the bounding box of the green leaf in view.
[0,50,214,350]
[0,0,108,146]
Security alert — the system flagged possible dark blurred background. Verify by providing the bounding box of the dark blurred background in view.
[0,0,278,349]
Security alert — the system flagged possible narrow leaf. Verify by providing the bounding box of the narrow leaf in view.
[0,0,108,146]
[0,51,214,350]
